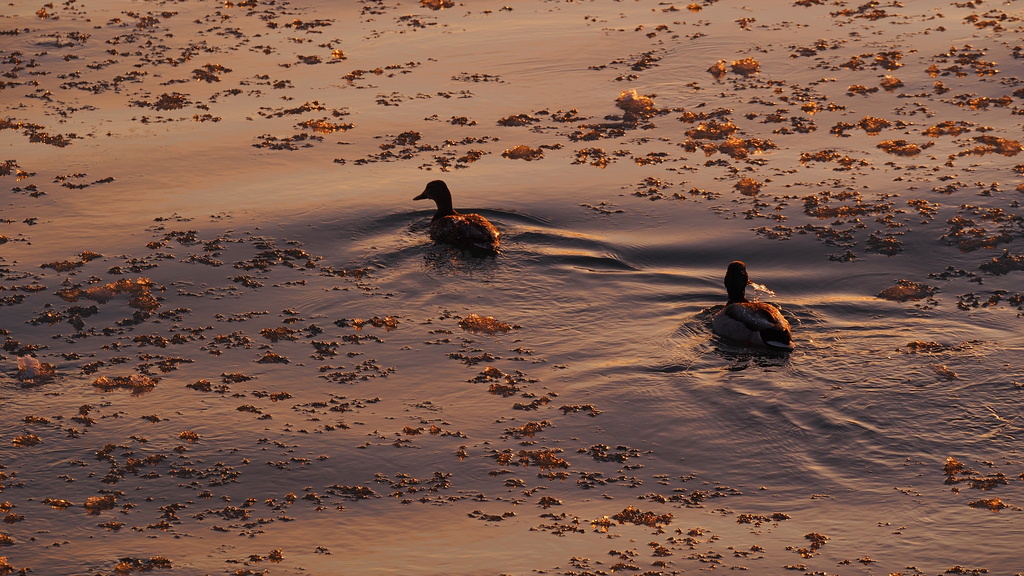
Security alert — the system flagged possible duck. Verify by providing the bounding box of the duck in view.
[711,261,794,350]
[413,180,501,253]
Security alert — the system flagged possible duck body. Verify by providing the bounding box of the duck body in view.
[414,180,500,253]
[712,261,793,350]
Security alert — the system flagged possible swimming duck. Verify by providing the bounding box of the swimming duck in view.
[712,261,794,350]
[414,180,501,253]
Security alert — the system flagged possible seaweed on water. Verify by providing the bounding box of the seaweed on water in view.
[17,355,56,384]
[501,145,543,161]
[877,280,935,302]
[458,313,518,334]
[615,89,662,122]
[92,374,158,394]
[978,250,1024,275]
[610,505,673,527]
[58,278,161,311]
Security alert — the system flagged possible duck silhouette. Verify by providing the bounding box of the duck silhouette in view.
[414,180,501,254]
[711,261,793,350]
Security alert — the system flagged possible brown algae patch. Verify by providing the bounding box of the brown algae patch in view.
[57,278,161,311]
[730,57,761,76]
[876,139,931,156]
[458,313,519,334]
[877,280,936,302]
[615,89,662,123]
[942,457,1021,511]
[611,505,673,528]
[11,434,43,447]
[978,251,1024,275]
[16,356,57,384]
[734,177,763,196]
[92,374,159,394]
[502,145,544,161]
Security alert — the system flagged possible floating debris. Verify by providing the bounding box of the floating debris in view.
[615,89,660,122]
[879,75,903,91]
[497,113,540,127]
[968,498,1008,511]
[423,0,456,9]
[257,352,290,364]
[877,139,929,156]
[458,313,519,334]
[501,145,544,161]
[978,251,1024,275]
[92,374,159,394]
[933,364,959,381]
[16,355,56,384]
[610,505,673,528]
[730,57,761,76]
[736,512,791,526]
[12,434,43,447]
[734,177,762,196]
[192,64,232,82]
[708,60,728,80]
[110,557,173,573]
[877,280,936,302]
[83,495,117,514]
[58,278,161,311]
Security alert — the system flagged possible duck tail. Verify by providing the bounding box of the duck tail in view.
[760,327,793,351]
[471,243,501,256]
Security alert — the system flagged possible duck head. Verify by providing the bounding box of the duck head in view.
[724,260,750,303]
[414,180,456,217]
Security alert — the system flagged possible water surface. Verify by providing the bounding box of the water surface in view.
[2,0,1023,574]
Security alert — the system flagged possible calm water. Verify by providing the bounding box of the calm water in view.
[2,0,1023,574]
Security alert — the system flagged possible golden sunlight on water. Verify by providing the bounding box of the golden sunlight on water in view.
[2,0,1024,574]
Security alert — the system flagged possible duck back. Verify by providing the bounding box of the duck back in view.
[430,213,500,252]
[712,301,792,349]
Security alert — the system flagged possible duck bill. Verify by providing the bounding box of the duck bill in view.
[413,190,429,201]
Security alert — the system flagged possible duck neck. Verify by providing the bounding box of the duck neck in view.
[726,286,748,303]
[724,262,750,303]
[431,197,457,220]
[724,276,749,303]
